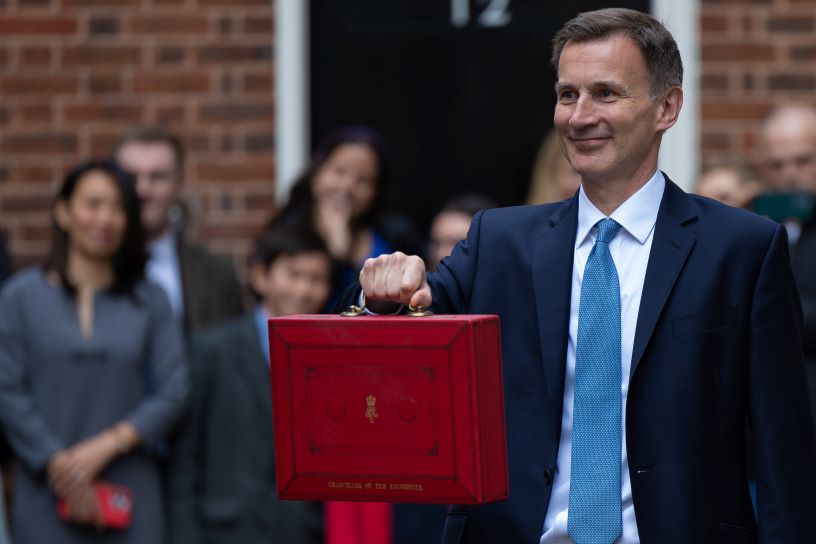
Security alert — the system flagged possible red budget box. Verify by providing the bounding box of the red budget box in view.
[268,314,508,504]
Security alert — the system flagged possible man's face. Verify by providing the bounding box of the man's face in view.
[554,35,670,187]
[116,141,181,240]
[427,211,472,271]
[762,120,816,192]
[251,252,332,316]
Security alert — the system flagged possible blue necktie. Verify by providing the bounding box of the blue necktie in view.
[568,218,623,544]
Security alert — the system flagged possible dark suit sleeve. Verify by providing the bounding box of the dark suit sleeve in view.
[748,224,816,541]
[169,334,213,544]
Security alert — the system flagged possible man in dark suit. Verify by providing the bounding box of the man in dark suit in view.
[760,105,816,430]
[170,226,330,543]
[353,8,816,543]
[115,127,244,335]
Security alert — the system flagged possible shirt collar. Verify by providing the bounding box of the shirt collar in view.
[148,229,177,258]
[254,304,272,363]
[575,170,665,249]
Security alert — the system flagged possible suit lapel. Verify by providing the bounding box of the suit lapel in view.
[531,197,578,417]
[631,178,698,377]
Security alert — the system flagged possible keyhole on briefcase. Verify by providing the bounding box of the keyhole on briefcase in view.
[398,398,419,423]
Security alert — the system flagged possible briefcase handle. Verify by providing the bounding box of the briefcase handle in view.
[341,293,433,318]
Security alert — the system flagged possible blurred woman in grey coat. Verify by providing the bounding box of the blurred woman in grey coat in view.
[0,160,189,543]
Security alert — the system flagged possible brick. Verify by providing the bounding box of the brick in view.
[11,163,53,183]
[62,103,144,123]
[195,158,274,182]
[18,224,51,241]
[0,108,8,125]
[153,104,186,124]
[701,102,772,121]
[243,192,276,211]
[0,47,8,67]
[244,72,273,93]
[701,132,730,153]
[88,74,122,94]
[20,103,53,124]
[133,73,209,93]
[197,45,272,63]
[701,73,729,91]
[0,194,53,212]
[4,134,77,154]
[0,16,78,34]
[790,46,816,61]
[89,132,122,156]
[700,14,728,33]
[199,0,269,5]
[19,0,52,6]
[133,16,208,34]
[156,47,186,64]
[63,46,141,66]
[246,132,274,152]
[63,0,139,6]
[199,102,274,122]
[219,16,232,34]
[1,75,78,95]
[767,15,814,33]
[702,43,775,62]
[244,15,273,33]
[196,221,260,240]
[20,46,51,65]
[89,17,120,35]
[768,74,815,90]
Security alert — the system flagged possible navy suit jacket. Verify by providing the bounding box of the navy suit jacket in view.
[421,178,816,543]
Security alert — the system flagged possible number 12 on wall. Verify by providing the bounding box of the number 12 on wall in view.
[451,0,512,28]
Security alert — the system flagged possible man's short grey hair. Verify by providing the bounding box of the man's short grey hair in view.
[551,8,683,100]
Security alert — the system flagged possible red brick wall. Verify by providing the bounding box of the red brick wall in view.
[700,0,816,174]
[0,0,276,270]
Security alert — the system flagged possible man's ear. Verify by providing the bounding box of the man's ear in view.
[656,86,683,132]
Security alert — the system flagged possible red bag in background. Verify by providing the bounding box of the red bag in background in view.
[57,482,133,530]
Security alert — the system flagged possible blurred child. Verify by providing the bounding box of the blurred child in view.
[169,226,330,544]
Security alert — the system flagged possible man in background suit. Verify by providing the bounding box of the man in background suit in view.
[760,105,816,430]
[115,127,244,335]
[353,8,816,543]
[170,226,329,543]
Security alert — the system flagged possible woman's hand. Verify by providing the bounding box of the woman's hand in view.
[62,484,103,527]
[314,192,353,261]
[48,433,117,497]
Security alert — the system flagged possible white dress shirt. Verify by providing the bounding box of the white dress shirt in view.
[540,171,665,544]
[146,230,185,318]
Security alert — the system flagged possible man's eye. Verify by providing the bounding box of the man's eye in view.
[559,91,576,101]
[599,89,615,98]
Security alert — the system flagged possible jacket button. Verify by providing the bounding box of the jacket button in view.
[543,469,554,485]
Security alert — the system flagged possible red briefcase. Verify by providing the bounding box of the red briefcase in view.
[268,313,508,504]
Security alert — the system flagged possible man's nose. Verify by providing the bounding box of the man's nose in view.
[569,96,598,129]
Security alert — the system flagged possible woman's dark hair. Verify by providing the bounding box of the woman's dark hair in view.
[44,160,147,295]
[270,125,393,229]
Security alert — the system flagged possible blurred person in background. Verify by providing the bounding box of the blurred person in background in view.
[526,128,582,205]
[694,160,761,210]
[0,160,189,543]
[760,104,816,430]
[426,194,497,272]
[270,126,421,303]
[170,225,327,544]
[114,127,244,336]
[0,233,10,544]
